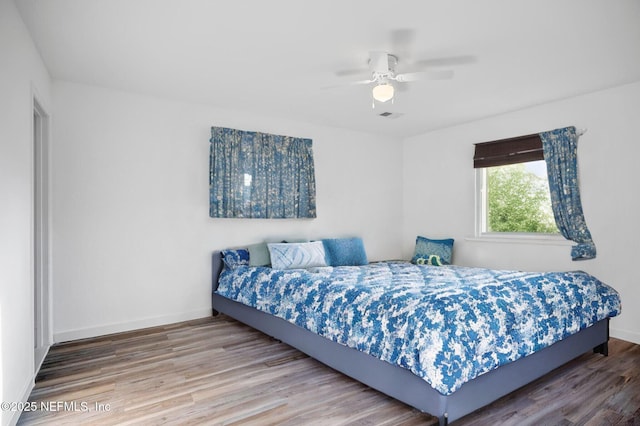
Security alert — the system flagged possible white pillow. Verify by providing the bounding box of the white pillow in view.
[268,241,327,270]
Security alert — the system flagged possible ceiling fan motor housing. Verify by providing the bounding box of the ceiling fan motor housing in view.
[368,51,398,75]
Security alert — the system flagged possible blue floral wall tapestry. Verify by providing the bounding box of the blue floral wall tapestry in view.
[209,127,316,219]
[540,126,596,260]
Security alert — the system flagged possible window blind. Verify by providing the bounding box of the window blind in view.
[473,133,543,168]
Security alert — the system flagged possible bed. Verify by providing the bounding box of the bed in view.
[210,250,620,425]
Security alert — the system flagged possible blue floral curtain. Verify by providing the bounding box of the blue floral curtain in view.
[209,127,316,218]
[540,126,595,260]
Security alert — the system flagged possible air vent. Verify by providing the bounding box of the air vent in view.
[378,112,404,119]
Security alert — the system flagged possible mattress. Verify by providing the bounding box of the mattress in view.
[215,261,621,395]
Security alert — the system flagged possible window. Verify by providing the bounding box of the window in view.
[209,127,316,219]
[474,134,559,236]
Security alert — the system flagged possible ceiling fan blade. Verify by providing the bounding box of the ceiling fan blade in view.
[334,67,369,77]
[390,28,416,47]
[390,28,416,61]
[321,79,374,90]
[395,69,454,82]
[396,83,410,93]
[413,55,477,68]
[347,79,375,86]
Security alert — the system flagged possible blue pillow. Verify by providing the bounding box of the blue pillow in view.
[322,237,368,266]
[411,236,454,265]
[221,248,250,269]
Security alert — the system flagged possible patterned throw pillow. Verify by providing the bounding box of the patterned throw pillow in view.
[268,241,327,270]
[411,236,454,265]
[414,254,443,266]
[221,249,250,269]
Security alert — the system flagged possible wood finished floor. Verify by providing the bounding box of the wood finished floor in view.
[20,315,640,426]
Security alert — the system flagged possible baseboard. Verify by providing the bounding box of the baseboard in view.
[5,374,36,426]
[611,326,640,345]
[34,344,50,373]
[53,309,212,343]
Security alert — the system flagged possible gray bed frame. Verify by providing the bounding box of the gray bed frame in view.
[211,251,609,425]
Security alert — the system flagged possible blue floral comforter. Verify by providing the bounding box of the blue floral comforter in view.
[215,262,621,395]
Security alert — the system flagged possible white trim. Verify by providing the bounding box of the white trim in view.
[8,377,36,426]
[31,86,53,374]
[7,343,49,426]
[53,309,213,343]
[466,233,572,246]
[610,327,640,346]
[474,168,486,236]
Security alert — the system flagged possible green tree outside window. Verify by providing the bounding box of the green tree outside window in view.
[486,162,558,234]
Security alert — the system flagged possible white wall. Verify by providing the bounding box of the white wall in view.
[403,81,640,344]
[49,79,640,345]
[52,81,403,341]
[0,1,52,425]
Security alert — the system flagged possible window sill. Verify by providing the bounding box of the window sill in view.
[466,233,573,246]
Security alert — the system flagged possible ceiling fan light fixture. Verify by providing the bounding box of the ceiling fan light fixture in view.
[372,83,394,102]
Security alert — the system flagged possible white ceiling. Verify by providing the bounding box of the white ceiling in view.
[16,0,640,138]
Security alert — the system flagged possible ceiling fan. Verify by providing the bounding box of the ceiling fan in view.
[331,48,475,108]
